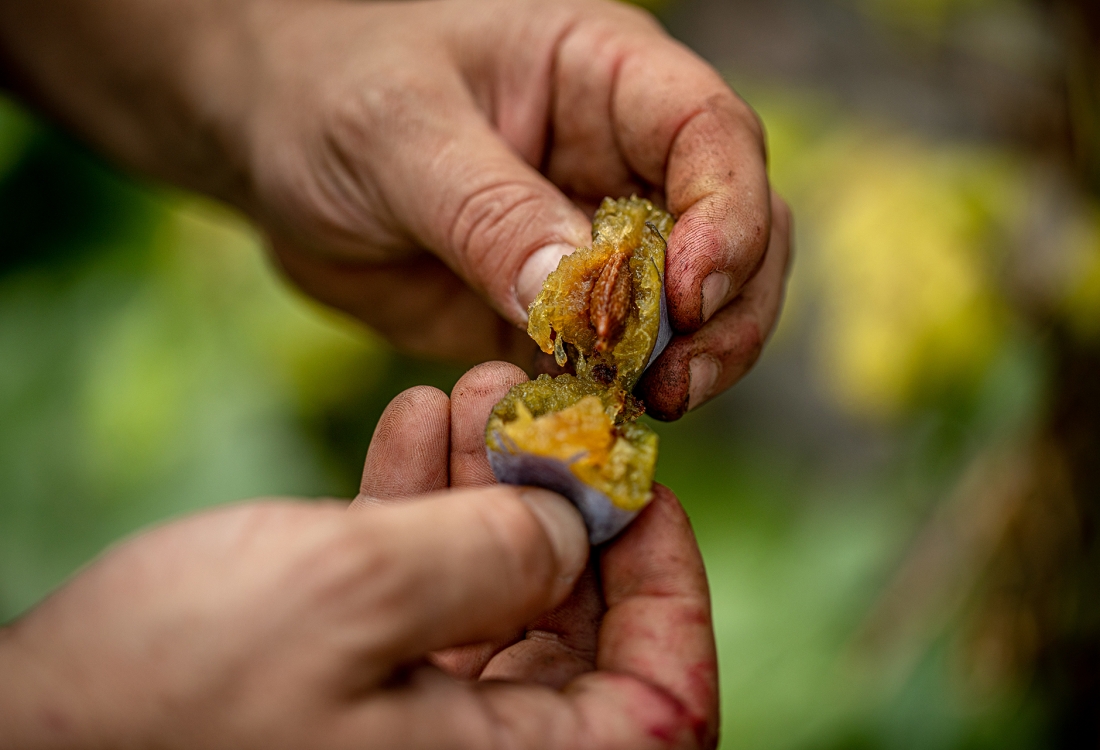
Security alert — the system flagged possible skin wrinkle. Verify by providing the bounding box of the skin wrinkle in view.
[314,124,405,260]
[524,628,597,665]
[447,180,548,293]
[320,76,420,246]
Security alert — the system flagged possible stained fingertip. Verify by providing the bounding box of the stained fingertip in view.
[597,486,718,747]
[665,195,771,331]
[360,385,451,500]
[636,338,692,421]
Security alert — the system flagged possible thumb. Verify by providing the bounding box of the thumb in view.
[349,485,589,668]
[369,85,591,324]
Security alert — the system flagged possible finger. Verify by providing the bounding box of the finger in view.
[545,4,771,335]
[270,240,539,367]
[348,485,588,672]
[541,4,662,205]
[352,386,451,507]
[612,30,772,333]
[358,57,592,323]
[449,361,529,488]
[638,192,792,419]
[424,362,532,679]
[597,484,719,747]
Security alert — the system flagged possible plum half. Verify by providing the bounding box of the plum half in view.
[528,196,674,389]
[486,197,674,544]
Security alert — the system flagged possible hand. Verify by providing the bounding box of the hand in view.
[0,363,718,749]
[248,0,792,418]
[0,0,791,417]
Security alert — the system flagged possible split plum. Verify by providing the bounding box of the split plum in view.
[486,197,674,544]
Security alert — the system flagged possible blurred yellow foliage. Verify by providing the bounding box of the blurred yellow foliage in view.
[810,136,1017,417]
[758,86,1027,418]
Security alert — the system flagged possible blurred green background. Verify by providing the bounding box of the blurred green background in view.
[2,0,1099,747]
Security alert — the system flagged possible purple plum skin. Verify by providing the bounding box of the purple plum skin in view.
[486,445,638,545]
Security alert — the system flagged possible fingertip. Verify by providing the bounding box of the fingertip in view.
[362,385,451,499]
[450,362,530,487]
[451,361,531,402]
[665,195,771,331]
[609,483,693,561]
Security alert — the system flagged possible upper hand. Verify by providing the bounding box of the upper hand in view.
[231,0,790,417]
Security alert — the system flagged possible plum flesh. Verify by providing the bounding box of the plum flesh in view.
[487,196,674,544]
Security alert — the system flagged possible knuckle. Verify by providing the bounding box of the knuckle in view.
[610,0,664,32]
[327,65,430,139]
[727,317,764,368]
[736,100,767,148]
[447,180,546,276]
[703,87,766,150]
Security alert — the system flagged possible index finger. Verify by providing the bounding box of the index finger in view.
[609,24,771,332]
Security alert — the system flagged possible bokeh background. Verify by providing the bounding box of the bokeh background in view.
[2,0,1099,747]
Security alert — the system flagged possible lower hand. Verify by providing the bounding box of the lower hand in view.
[0,363,718,749]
